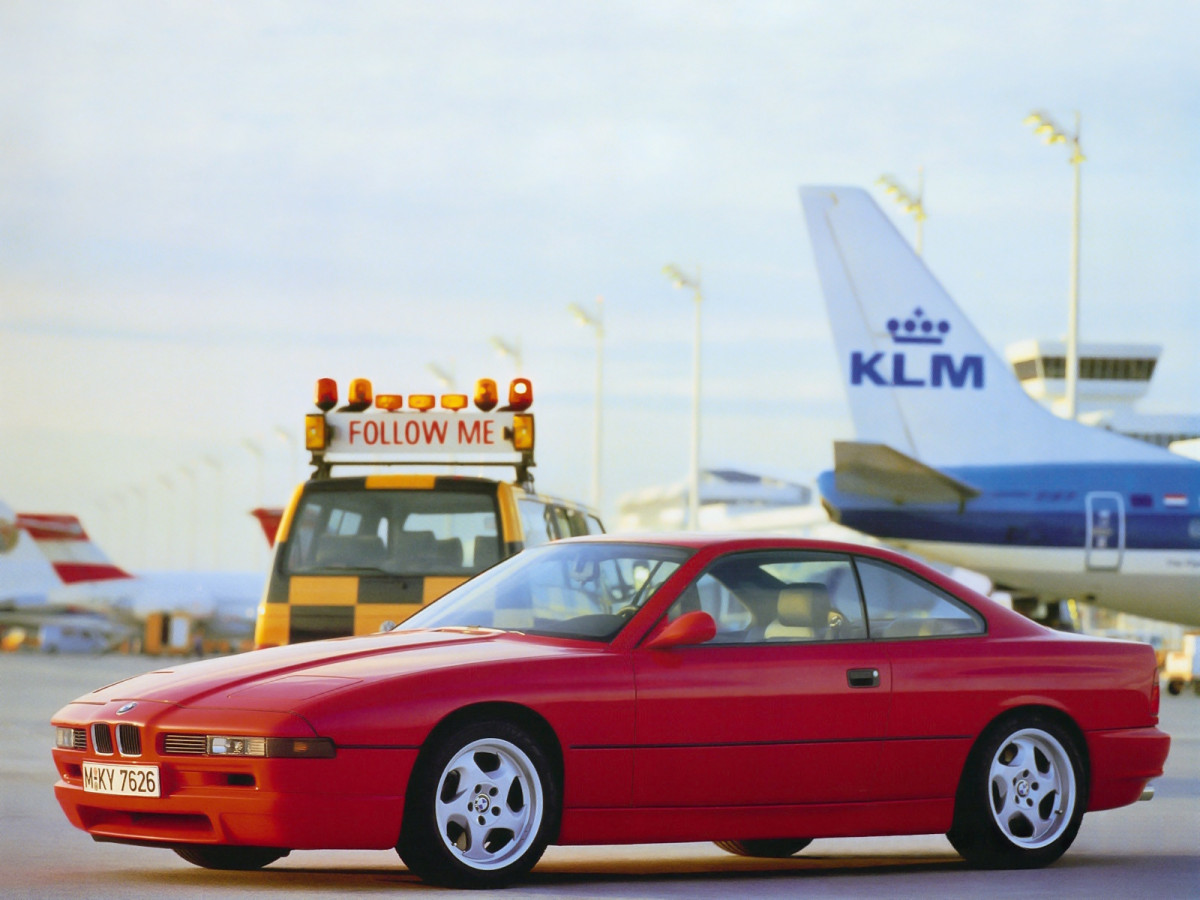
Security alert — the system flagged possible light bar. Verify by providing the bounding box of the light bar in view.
[375,394,403,411]
[474,378,498,412]
[346,378,373,412]
[315,378,338,412]
[507,378,533,411]
[305,414,327,451]
[441,394,468,411]
[511,414,534,450]
[408,394,435,412]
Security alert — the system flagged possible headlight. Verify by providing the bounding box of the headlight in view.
[208,735,267,756]
[55,726,80,749]
[205,735,335,758]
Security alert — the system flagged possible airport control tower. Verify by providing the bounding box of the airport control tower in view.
[1006,339,1200,449]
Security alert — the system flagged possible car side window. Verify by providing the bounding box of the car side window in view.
[664,552,868,644]
[854,558,985,639]
[664,572,753,643]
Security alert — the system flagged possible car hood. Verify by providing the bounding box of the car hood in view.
[73,628,582,712]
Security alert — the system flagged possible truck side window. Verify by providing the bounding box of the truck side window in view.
[517,499,553,548]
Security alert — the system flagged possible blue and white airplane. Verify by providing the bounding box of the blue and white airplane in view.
[800,185,1200,626]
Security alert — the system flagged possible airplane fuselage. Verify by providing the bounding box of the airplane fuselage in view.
[818,461,1200,625]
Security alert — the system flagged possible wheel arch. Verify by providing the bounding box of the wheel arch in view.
[957,703,1091,805]
[411,701,565,836]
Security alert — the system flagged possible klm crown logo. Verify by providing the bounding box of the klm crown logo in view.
[887,308,950,345]
[849,307,984,390]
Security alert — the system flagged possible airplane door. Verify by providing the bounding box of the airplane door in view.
[1085,492,1124,570]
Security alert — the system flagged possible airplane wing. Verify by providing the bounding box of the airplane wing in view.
[832,441,980,508]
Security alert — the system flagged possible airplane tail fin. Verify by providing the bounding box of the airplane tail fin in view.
[800,185,1170,467]
[13,514,133,584]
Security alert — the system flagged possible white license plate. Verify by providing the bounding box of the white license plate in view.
[82,761,160,797]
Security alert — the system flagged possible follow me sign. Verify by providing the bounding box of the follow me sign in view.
[850,352,985,388]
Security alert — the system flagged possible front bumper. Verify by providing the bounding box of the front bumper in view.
[53,747,418,849]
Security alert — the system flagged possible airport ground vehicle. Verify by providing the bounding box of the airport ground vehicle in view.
[253,377,602,647]
[1162,633,1198,695]
[53,534,1168,888]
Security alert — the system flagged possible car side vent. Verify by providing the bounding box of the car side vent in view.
[69,728,88,750]
[91,724,114,755]
[162,734,208,755]
[117,724,141,757]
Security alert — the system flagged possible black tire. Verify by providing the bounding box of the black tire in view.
[947,713,1087,869]
[714,839,812,858]
[1167,680,1183,696]
[173,845,288,870]
[397,719,560,888]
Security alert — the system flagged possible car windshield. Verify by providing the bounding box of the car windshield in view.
[400,541,692,641]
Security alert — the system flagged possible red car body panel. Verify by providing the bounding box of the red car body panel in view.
[51,536,1169,856]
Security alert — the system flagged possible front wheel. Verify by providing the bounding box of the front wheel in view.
[714,839,812,858]
[947,715,1086,869]
[397,720,559,888]
[174,845,288,870]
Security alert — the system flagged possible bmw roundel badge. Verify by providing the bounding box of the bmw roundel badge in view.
[116,702,137,715]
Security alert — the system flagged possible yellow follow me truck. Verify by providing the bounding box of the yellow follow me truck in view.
[254,376,604,647]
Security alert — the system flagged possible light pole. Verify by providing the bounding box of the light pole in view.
[426,362,456,389]
[877,168,927,256]
[1025,110,1084,421]
[663,264,702,530]
[489,337,524,374]
[568,297,604,509]
[201,455,223,569]
[242,439,266,570]
[157,473,175,568]
[129,485,147,568]
[179,464,197,569]
[274,425,298,492]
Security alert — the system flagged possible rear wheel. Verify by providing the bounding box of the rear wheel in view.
[947,714,1086,869]
[173,845,288,870]
[397,719,559,888]
[714,839,812,858]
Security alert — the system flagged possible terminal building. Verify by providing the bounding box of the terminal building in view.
[1004,339,1200,449]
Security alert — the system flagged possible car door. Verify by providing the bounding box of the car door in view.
[852,556,988,803]
[631,551,890,808]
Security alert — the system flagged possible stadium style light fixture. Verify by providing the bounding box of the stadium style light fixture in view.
[876,167,927,256]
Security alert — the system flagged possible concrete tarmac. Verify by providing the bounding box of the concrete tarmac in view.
[2,652,1197,899]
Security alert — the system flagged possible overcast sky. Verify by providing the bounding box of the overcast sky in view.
[2,1,1198,570]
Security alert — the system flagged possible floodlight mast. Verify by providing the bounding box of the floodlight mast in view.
[663,264,702,531]
[1025,110,1084,421]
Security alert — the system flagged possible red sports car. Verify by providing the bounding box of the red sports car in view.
[52,535,1169,888]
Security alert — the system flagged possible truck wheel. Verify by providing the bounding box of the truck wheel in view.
[397,720,559,888]
[947,714,1086,869]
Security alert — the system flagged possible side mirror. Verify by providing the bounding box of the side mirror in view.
[645,610,716,650]
[378,620,398,633]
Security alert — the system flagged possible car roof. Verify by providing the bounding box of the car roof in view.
[557,531,891,556]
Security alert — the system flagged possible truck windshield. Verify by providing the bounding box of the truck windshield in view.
[283,485,503,576]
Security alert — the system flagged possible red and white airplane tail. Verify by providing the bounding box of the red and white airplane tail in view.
[12,514,132,585]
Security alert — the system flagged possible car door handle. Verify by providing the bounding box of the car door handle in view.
[847,667,880,688]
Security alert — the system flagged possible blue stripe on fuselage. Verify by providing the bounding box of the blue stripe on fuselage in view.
[818,462,1200,550]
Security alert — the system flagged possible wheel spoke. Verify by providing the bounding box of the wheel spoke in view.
[430,735,545,873]
[986,728,1074,849]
